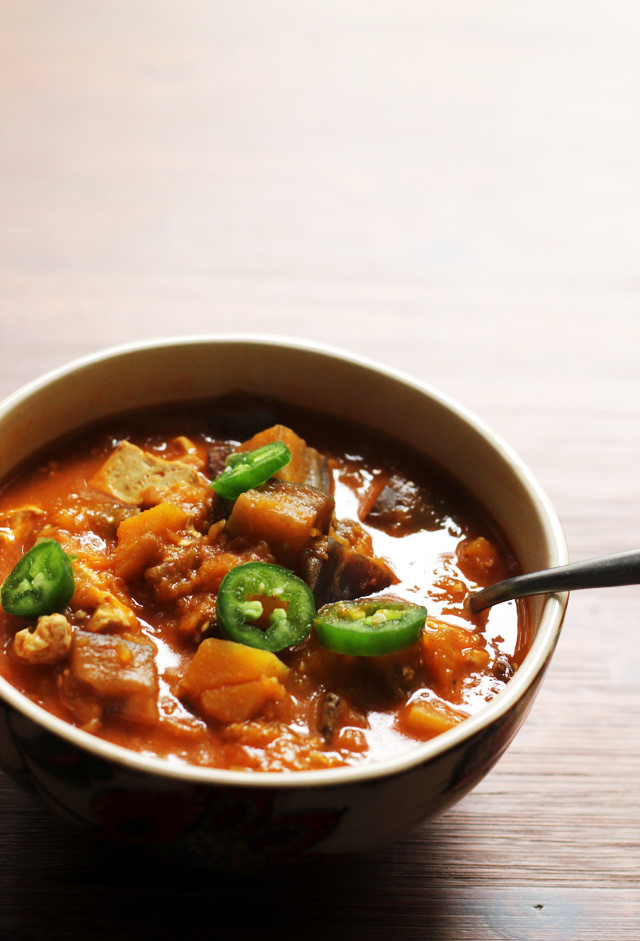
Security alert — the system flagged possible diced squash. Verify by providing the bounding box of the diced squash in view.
[237,425,306,472]
[236,424,331,492]
[456,536,504,586]
[199,677,286,723]
[114,502,191,581]
[421,618,491,698]
[225,479,334,559]
[179,636,289,699]
[179,637,290,725]
[398,697,469,740]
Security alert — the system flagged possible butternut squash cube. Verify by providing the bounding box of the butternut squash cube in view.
[179,637,290,725]
[179,637,289,696]
[236,424,332,493]
[114,502,191,581]
[421,617,491,699]
[398,697,468,740]
[225,479,333,559]
[199,677,286,723]
[456,536,504,586]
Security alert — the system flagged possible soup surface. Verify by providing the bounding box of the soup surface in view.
[0,395,527,772]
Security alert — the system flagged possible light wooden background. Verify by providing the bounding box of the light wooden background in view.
[1,2,639,938]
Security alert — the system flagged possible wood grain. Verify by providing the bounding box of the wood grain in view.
[1,2,639,938]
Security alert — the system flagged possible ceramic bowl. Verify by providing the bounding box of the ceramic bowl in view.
[0,336,567,871]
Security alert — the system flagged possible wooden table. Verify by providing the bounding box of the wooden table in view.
[1,3,639,938]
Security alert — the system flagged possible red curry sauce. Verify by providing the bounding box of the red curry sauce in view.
[0,396,528,772]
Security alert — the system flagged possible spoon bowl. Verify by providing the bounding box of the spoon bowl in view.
[470,548,640,612]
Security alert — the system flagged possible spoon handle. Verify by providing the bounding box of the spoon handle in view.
[469,548,640,612]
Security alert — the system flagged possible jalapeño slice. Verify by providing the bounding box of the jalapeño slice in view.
[217,561,315,653]
[314,597,427,656]
[211,442,291,501]
[1,539,75,620]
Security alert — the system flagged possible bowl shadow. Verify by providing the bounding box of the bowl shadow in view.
[0,776,460,941]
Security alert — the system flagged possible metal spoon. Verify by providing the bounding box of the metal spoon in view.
[469,548,640,613]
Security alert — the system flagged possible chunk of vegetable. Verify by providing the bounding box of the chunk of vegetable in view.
[91,440,210,508]
[456,536,503,586]
[225,479,334,560]
[178,636,289,723]
[68,630,159,723]
[365,474,442,534]
[179,636,289,695]
[311,534,396,606]
[199,677,286,723]
[421,617,491,698]
[113,502,191,581]
[398,697,469,740]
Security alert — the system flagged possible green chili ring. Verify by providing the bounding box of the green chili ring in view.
[217,561,315,653]
[314,597,427,656]
[211,442,291,501]
[1,539,75,620]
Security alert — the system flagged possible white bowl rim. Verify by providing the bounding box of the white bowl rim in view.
[0,334,568,789]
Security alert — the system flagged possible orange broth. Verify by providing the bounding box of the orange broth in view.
[0,396,528,772]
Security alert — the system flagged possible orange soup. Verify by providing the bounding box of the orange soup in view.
[0,395,527,772]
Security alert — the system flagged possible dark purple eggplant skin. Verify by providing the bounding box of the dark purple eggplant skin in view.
[366,474,444,534]
[311,537,395,607]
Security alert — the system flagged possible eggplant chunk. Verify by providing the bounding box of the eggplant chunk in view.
[67,630,159,724]
[312,536,396,606]
[366,474,443,534]
[296,536,330,590]
[295,449,332,495]
[206,442,235,481]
